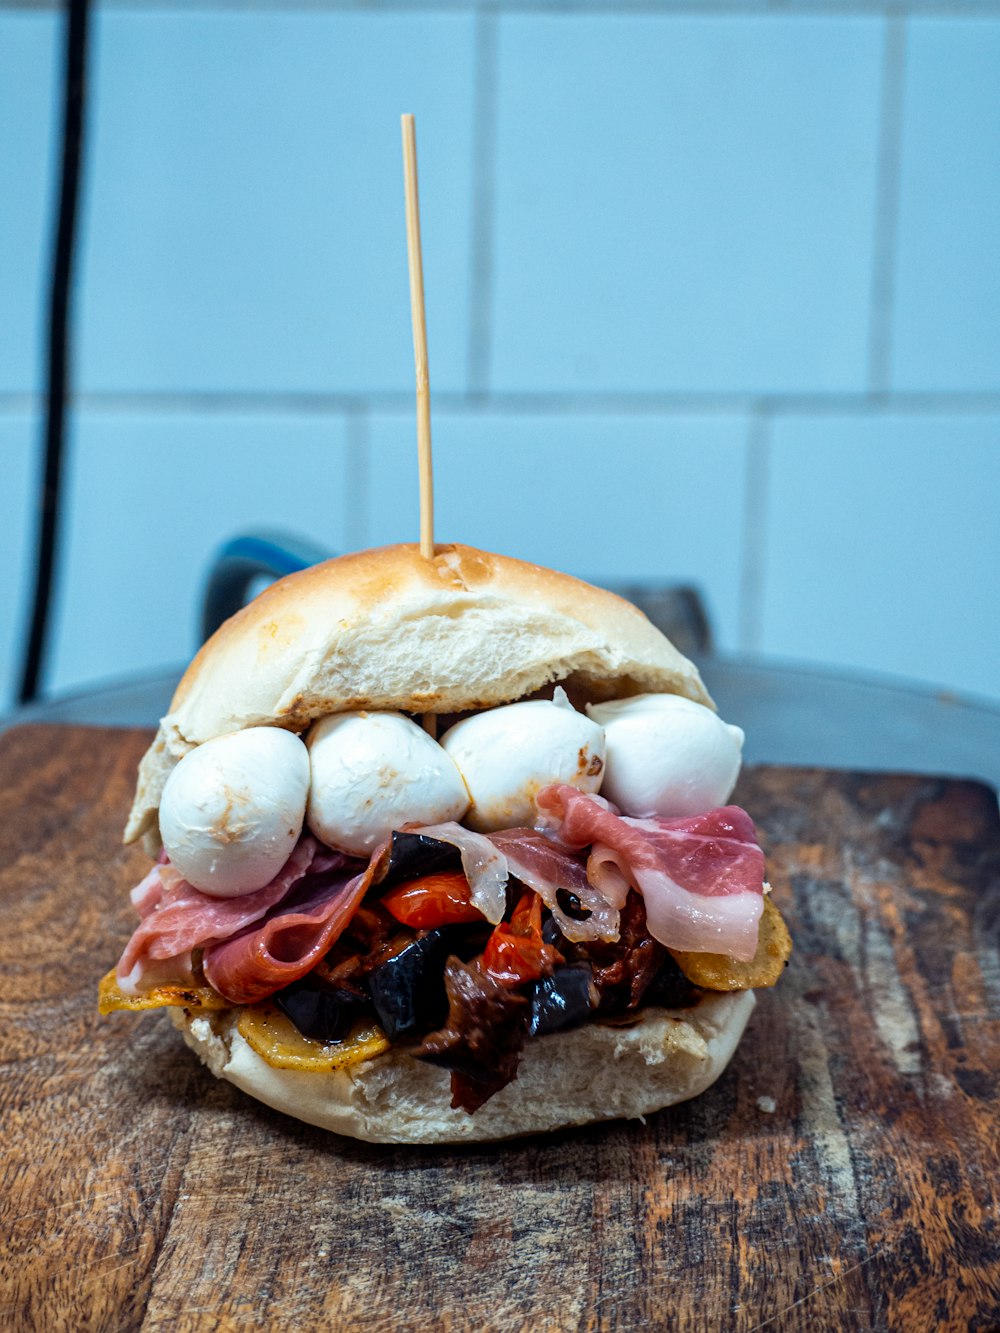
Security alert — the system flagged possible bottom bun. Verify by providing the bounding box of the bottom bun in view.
[170,990,755,1144]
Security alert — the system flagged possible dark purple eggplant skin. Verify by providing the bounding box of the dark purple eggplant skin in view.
[378,832,462,889]
[542,915,564,946]
[527,966,594,1036]
[273,920,492,1047]
[367,923,492,1043]
[367,931,452,1042]
[274,983,372,1043]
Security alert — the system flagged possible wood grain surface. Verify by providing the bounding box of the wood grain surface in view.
[1,723,998,1333]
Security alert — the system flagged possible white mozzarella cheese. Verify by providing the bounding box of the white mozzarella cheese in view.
[159,727,311,897]
[586,693,744,818]
[306,711,469,856]
[440,687,605,832]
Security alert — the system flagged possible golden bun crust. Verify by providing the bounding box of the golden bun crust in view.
[125,544,710,844]
[170,990,754,1144]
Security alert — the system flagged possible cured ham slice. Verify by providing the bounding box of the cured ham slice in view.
[129,861,166,917]
[117,823,506,1007]
[190,823,507,1005]
[115,838,349,994]
[115,781,765,1010]
[536,784,765,961]
[487,829,620,943]
[202,863,375,1005]
[411,821,508,925]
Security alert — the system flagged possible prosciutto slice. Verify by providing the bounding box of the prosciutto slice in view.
[487,829,620,943]
[411,822,621,940]
[411,822,509,925]
[202,862,375,1005]
[116,822,507,1007]
[115,838,351,994]
[536,784,765,961]
[129,861,166,918]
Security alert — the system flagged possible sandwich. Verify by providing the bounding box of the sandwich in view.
[100,543,791,1143]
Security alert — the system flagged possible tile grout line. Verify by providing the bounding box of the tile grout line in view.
[466,9,499,398]
[5,390,1000,416]
[738,411,771,654]
[867,13,907,395]
[5,1,1000,15]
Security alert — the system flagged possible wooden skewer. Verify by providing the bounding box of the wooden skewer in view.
[402,115,439,739]
[401,113,434,563]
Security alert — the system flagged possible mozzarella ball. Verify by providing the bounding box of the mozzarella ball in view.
[586,693,744,818]
[306,711,469,856]
[160,727,310,897]
[440,687,606,832]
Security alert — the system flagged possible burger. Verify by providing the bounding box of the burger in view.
[100,543,791,1143]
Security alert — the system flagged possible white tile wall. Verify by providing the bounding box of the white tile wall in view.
[760,416,1000,700]
[47,415,355,694]
[364,411,751,649]
[490,15,884,394]
[77,10,477,394]
[0,12,59,396]
[0,420,39,714]
[4,6,1000,717]
[891,19,1000,391]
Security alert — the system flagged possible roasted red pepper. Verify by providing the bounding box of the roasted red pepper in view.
[483,890,563,987]
[380,872,484,929]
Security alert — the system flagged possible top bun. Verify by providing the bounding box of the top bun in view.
[125,543,711,844]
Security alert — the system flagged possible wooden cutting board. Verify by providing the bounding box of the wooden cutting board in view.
[1,723,998,1332]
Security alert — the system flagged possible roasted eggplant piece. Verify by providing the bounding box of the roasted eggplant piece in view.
[368,924,490,1042]
[378,832,462,889]
[274,981,372,1043]
[527,965,594,1036]
[542,914,564,947]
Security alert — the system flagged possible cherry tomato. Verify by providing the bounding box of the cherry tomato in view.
[380,871,484,929]
[483,891,563,987]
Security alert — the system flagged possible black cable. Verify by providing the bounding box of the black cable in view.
[19,0,91,705]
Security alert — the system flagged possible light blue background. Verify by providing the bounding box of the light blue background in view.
[2,5,999,709]
[491,16,883,394]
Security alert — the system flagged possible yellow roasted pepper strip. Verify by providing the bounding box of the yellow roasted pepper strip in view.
[236,1003,389,1072]
[669,896,793,992]
[98,967,229,1014]
[99,969,387,1072]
